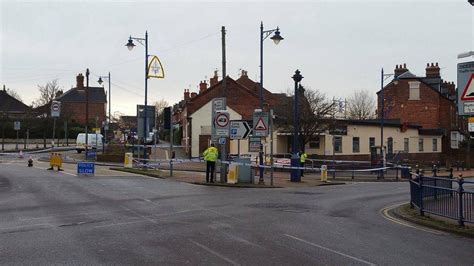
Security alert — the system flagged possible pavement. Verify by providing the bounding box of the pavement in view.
[1,158,473,265]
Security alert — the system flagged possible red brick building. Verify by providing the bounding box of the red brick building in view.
[56,74,107,125]
[173,70,290,157]
[377,63,462,159]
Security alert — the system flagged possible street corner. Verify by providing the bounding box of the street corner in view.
[189,181,283,188]
[382,203,474,238]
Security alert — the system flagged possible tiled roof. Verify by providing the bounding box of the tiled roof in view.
[56,87,106,103]
[0,90,31,113]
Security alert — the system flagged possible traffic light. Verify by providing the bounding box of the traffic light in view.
[163,107,171,130]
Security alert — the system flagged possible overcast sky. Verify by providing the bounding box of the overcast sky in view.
[1,0,473,115]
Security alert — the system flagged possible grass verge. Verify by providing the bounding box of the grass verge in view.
[391,204,474,238]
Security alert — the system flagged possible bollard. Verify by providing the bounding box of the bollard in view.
[28,156,33,167]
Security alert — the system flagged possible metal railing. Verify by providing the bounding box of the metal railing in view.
[409,172,474,226]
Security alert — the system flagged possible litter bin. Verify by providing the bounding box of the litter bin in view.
[401,166,410,178]
[124,152,133,168]
[235,157,252,183]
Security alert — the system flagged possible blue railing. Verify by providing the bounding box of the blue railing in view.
[409,173,474,226]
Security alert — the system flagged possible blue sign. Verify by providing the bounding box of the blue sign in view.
[86,150,97,160]
[77,162,95,175]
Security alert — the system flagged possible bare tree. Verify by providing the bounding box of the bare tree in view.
[33,79,63,107]
[154,98,169,131]
[281,86,335,152]
[346,89,376,120]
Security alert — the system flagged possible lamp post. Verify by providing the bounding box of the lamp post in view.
[291,70,303,182]
[258,22,284,184]
[85,68,90,155]
[97,72,111,143]
[380,68,394,178]
[126,31,149,161]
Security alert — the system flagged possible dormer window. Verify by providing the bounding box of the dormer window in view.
[408,81,420,100]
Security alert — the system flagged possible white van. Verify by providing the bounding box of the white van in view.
[76,133,104,153]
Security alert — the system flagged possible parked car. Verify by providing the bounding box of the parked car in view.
[76,133,104,153]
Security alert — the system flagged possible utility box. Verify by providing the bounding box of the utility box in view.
[235,157,252,183]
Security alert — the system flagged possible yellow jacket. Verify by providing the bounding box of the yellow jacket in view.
[203,146,218,162]
[300,152,308,163]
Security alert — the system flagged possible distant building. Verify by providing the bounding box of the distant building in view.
[173,70,290,157]
[377,63,464,160]
[55,74,107,125]
[0,85,31,118]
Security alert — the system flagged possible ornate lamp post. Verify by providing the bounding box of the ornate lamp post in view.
[97,73,111,143]
[126,32,149,160]
[258,22,284,184]
[291,70,303,182]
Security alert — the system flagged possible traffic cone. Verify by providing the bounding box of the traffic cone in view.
[19,150,24,159]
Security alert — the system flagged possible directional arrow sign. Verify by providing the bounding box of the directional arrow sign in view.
[230,120,251,140]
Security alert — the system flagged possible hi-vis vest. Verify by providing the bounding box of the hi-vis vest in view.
[300,152,308,163]
[203,147,218,162]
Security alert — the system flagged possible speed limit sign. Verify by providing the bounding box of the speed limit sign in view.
[51,101,61,117]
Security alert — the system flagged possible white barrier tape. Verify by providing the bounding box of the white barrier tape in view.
[130,157,409,172]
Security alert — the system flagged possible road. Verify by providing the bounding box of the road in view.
[0,158,473,265]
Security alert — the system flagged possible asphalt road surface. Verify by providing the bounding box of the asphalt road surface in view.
[1,158,473,265]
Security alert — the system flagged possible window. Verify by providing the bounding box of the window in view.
[387,137,393,155]
[369,137,375,149]
[419,138,424,152]
[404,138,409,152]
[450,131,459,149]
[334,136,342,153]
[433,138,438,152]
[409,81,420,100]
[309,136,320,149]
[352,137,360,153]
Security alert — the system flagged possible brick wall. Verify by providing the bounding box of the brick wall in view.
[378,80,442,129]
[63,102,106,125]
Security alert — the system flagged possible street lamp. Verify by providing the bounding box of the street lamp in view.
[85,68,90,155]
[380,68,394,178]
[258,22,284,184]
[125,32,149,161]
[291,70,303,182]
[97,73,111,144]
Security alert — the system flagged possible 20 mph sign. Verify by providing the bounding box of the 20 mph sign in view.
[51,101,61,117]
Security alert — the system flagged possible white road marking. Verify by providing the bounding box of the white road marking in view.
[284,234,376,266]
[188,239,239,266]
[380,203,447,236]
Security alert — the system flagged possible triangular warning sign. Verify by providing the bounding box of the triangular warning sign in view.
[255,117,267,130]
[461,73,474,101]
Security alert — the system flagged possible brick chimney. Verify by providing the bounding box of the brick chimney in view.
[446,81,455,96]
[425,62,440,78]
[199,81,208,93]
[394,63,408,78]
[191,92,197,98]
[76,73,84,89]
[184,89,190,101]
[210,70,218,87]
[240,69,248,77]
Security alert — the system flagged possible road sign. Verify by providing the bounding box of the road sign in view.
[218,137,226,145]
[458,61,474,115]
[77,162,95,176]
[248,136,261,152]
[13,121,20,131]
[51,100,61,117]
[253,110,269,137]
[230,120,252,140]
[211,98,227,141]
[469,117,474,132]
[461,74,474,101]
[214,111,230,137]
